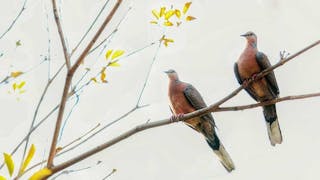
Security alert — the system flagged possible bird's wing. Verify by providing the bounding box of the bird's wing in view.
[234,62,259,101]
[256,52,279,97]
[183,84,215,125]
[234,62,243,84]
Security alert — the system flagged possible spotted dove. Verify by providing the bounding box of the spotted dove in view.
[165,69,235,172]
[234,31,283,146]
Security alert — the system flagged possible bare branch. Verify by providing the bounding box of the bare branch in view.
[16,124,101,179]
[0,0,28,40]
[52,0,70,69]
[102,169,117,180]
[136,42,161,106]
[71,0,111,55]
[70,0,123,74]
[47,0,123,167]
[217,92,320,112]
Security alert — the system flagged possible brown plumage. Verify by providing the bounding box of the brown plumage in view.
[165,69,235,172]
[234,31,283,146]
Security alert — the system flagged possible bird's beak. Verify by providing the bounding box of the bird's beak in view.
[164,70,170,74]
[240,34,247,37]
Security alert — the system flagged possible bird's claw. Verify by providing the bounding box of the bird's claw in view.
[242,79,249,87]
[170,113,184,122]
[279,50,290,60]
[250,73,258,81]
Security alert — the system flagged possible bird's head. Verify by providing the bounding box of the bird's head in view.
[164,69,179,81]
[241,31,257,45]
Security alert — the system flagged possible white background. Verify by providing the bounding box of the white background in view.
[1,0,320,179]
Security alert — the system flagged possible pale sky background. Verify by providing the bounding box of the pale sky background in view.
[1,0,320,179]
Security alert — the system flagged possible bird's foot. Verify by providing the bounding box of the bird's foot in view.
[251,73,258,81]
[279,50,290,60]
[170,113,184,122]
[242,79,249,87]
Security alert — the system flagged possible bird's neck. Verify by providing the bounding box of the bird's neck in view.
[246,40,257,49]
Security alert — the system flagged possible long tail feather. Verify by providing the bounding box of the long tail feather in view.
[263,104,283,146]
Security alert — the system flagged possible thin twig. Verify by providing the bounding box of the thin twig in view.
[58,94,80,141]
[16,123,101,179]
[102,169,117,180]
[0,0,28,40]
[50,165,92,180]
[136,41,161,106]
[71,0,111,55]
[70,0,123,74]
[52,0,70,69]
[216,92,320,112]
[0,40,154,170]
[47,0,123,167]
[0,63,65,170]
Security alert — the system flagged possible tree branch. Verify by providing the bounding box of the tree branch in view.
[52,0,70,69]
[44,39,320,177]
[0,0,28,40]
[47,0,123,167]
[216,92,320,112]
[69,0,123,74]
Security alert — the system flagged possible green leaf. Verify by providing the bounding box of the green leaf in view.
[3,153,14,177]
[16,40,21,47]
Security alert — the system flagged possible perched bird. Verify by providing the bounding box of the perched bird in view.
[165,69,235,172]
[234,31,283,146]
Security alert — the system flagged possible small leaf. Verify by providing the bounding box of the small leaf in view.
[16,40,21,47]
[150,21,158,24]
[183,2,192,14]
[111,50,124,60]
[109,61,120,67]
[17,81,26,89]
[19,90,26,94]
[164,10,175,20]
[160,7,166,17]
[186,16,196,21]
[85,68,91,71]
[29,168,52,180]
[160,36,174,47]
[175,9,181,18]
[0,175,6,180]
[163,21,173,26]
[12,83,17,91]
[100,67,107,83]
[55,147,63,154]
[176,21,182,26]
[105,49,113,60]
[19,144,36,174]
[10,71,23,78]
[3,153,14,177]
[152,9,160,19]
[91,77,98,83]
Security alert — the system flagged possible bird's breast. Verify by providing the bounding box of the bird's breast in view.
[237,49,260,79]
[168,84,201,130]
